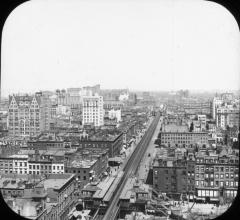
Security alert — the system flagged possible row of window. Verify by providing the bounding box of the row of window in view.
[196,180,238,187]
[196,166,238,172]
[196,173,238,179]
[29,165,64,170]
[66,169,87,174]
[0,162,27,167]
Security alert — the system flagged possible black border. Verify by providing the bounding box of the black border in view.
[0,0,239,219]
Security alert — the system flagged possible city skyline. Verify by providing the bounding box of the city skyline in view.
[1,0,240,97]
[2,86,239,98]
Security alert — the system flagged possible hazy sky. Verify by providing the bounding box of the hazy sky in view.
[1,0,240,96]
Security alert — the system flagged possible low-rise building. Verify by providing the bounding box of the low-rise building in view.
[160,124,209,145]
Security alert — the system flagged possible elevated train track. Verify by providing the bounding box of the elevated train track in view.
[100,112,161,220]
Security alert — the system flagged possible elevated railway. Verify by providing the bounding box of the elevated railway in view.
[100,112,161,220]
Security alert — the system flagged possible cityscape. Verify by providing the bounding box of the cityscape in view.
[1,1,240,219]
[0,86,239,220]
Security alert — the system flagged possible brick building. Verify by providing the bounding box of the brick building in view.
[153,157,188,199]
[195,151,239,203]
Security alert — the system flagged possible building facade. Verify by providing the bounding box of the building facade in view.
[82,95,104,127]
[8,94,51,137]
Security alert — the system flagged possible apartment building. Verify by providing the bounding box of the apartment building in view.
[195,152,239,203]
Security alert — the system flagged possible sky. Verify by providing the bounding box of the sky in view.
[1,0,240,96]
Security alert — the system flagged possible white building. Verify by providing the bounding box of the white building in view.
[82,94,104,127]
[119,93,129,101]
[212,97,223,120]
[56,105,71,116]
[52,162,64,174]
[9,155,29,174]
[108,109,121,122]
[216,106,240,129]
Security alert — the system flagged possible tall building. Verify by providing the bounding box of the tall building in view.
[216,106,240,129]
[212,97,223,120]
[36,93,51,132]
[82,94,104,127]
[8,94,51,137]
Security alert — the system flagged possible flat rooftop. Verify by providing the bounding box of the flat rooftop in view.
[162,124,189,132]
[69,159,97,169]
[38,174,75,190]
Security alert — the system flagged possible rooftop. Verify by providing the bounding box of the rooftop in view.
[162,124,189,132]
[93,176,115,199]
[37,174,75,191]
[67,159,97,169]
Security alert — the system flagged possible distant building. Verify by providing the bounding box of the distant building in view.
[108,109,121,122]
[8,94,51,137]
[160,124,209,145]
[212,97,223,120]
[216,106,239,129]
[82,94,104,127]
